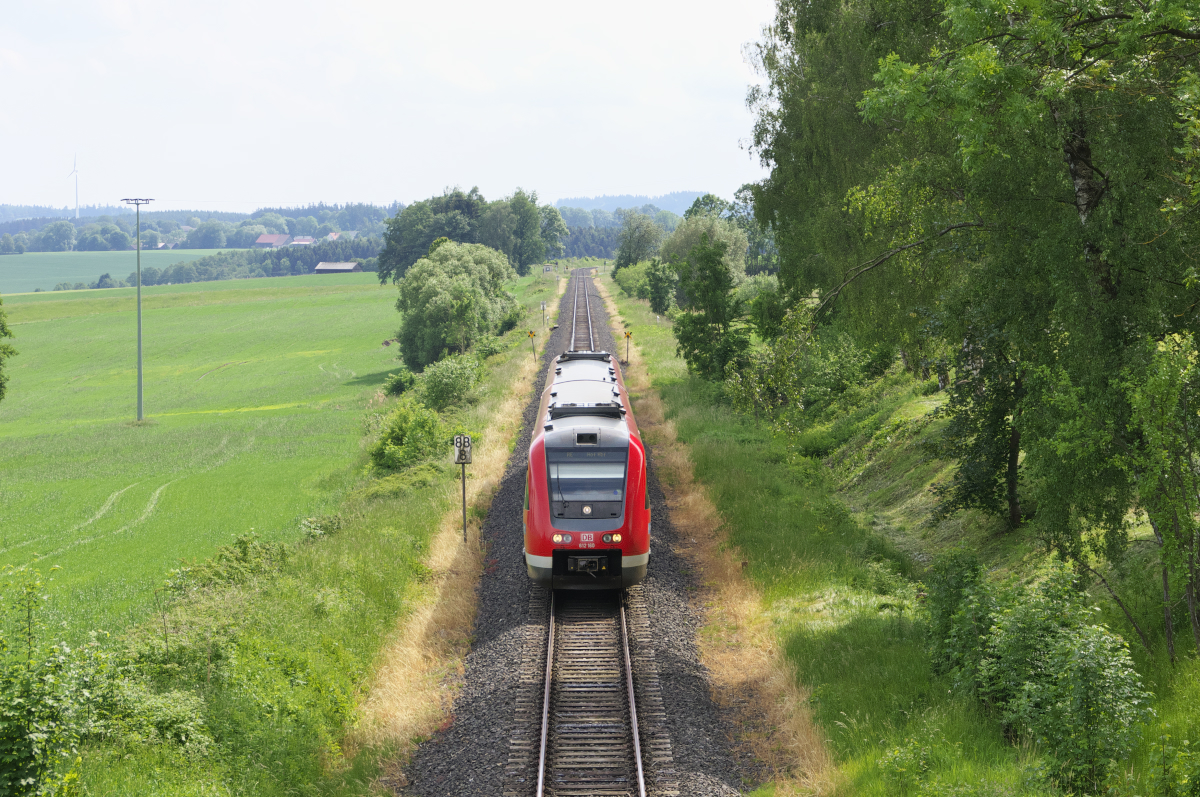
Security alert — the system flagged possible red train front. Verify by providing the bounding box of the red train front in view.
[524,351,650,590]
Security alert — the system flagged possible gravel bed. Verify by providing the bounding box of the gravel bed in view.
[401,271,755,796]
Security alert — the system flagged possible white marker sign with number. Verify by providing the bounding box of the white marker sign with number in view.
[453,434,473,464]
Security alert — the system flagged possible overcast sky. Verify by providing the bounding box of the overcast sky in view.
[0,0,776,213]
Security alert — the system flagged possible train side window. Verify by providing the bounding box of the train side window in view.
[524,467,530,510]
[644,463,650,509]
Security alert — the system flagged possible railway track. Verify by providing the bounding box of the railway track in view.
[571,270,595,352]
[503,271,676,796]
[535,591,646,796]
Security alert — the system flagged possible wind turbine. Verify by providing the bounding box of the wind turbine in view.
[67,155,79,218]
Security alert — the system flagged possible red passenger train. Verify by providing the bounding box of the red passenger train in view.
[523,350,650,590]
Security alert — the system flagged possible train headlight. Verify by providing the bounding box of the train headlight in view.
[612,533,622,542]
[602,533,623,544]
[552,534,563,543]
[582,505,592,515]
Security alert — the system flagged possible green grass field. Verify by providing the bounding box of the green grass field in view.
[0,249,236,294]
[0,269,565,796]
[0,273,399,637]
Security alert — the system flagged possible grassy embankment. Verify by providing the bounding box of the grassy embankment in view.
[1,268,567,794]
[0,249,236,294]
[599,269,1052,796]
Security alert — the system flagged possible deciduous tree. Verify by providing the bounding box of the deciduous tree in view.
[0,294,15,403]
[395,242,516,368]
[672,234,750,380]
[613,211,664,272]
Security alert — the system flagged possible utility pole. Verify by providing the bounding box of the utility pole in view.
[121,198,154,421]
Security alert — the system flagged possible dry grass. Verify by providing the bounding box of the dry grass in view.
[356,277,567,788]
[594,279,837,795]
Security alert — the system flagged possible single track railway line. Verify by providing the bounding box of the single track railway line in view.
[571,271,595,352]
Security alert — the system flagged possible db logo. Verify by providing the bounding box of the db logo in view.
[581,533,593,542]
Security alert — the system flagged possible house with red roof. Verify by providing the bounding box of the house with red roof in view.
[254,234,292,248]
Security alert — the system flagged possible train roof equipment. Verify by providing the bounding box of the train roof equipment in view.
[543,351,628,429]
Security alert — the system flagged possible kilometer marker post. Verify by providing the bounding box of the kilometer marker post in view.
[529,330,536,362]
[453,434,472,542]
[624,330,632,363]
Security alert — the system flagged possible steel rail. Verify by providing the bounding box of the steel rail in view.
[535,590,556,797]
[621,602,648,797]
[582,271,594,351]
[534,591,646,797]
[570,273,580,351]
[569,270,595,352]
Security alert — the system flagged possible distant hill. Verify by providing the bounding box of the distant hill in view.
[555,192,707,216]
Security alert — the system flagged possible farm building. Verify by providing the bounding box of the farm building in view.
[315,262,362,274]
[289,236,316,246]
[254,234,292,248]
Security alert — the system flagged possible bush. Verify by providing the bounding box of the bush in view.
[497,304,524,335]
[369,398,443,469]
[109,681,213,757]
[613,259,650,298]
[925,557,1153,793]
[1014,622,1151,793]
[420,354,480,410]
[166,533,288,593]
[0,568,81,796]
[925,551,991,687]
[474,336,506,359]
[383,366,416,396]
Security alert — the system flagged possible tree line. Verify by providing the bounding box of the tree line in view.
[375,188,569,282]
[0,202,401,252]
[557,204,681,232]
[726,0,1200,662]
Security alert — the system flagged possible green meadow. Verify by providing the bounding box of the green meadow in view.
[0,273,399,638]
[0,249,234,294]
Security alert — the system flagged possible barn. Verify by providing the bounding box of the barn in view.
[314,261,362,274]
[254,234,292,248]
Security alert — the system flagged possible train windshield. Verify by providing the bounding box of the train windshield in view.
[546,449,627,502]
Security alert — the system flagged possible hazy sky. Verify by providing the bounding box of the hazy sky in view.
[1,0,776,213]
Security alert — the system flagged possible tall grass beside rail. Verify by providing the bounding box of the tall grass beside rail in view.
[600,270,1045,796]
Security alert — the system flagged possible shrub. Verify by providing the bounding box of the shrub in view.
[497,303,524,335]
[383,366,416,396]
[925,552,991,683]
[0,568,81,796]
[109,681,213,757]
[474,336,506,359]
[925,558,1153,793]
[613,259,650,298]
[420,354,480,411]
[1014,622,1151,793]
[369,398,443,469]
[166,533,288,593]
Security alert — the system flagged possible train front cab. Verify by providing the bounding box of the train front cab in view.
[524,423,649,590]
